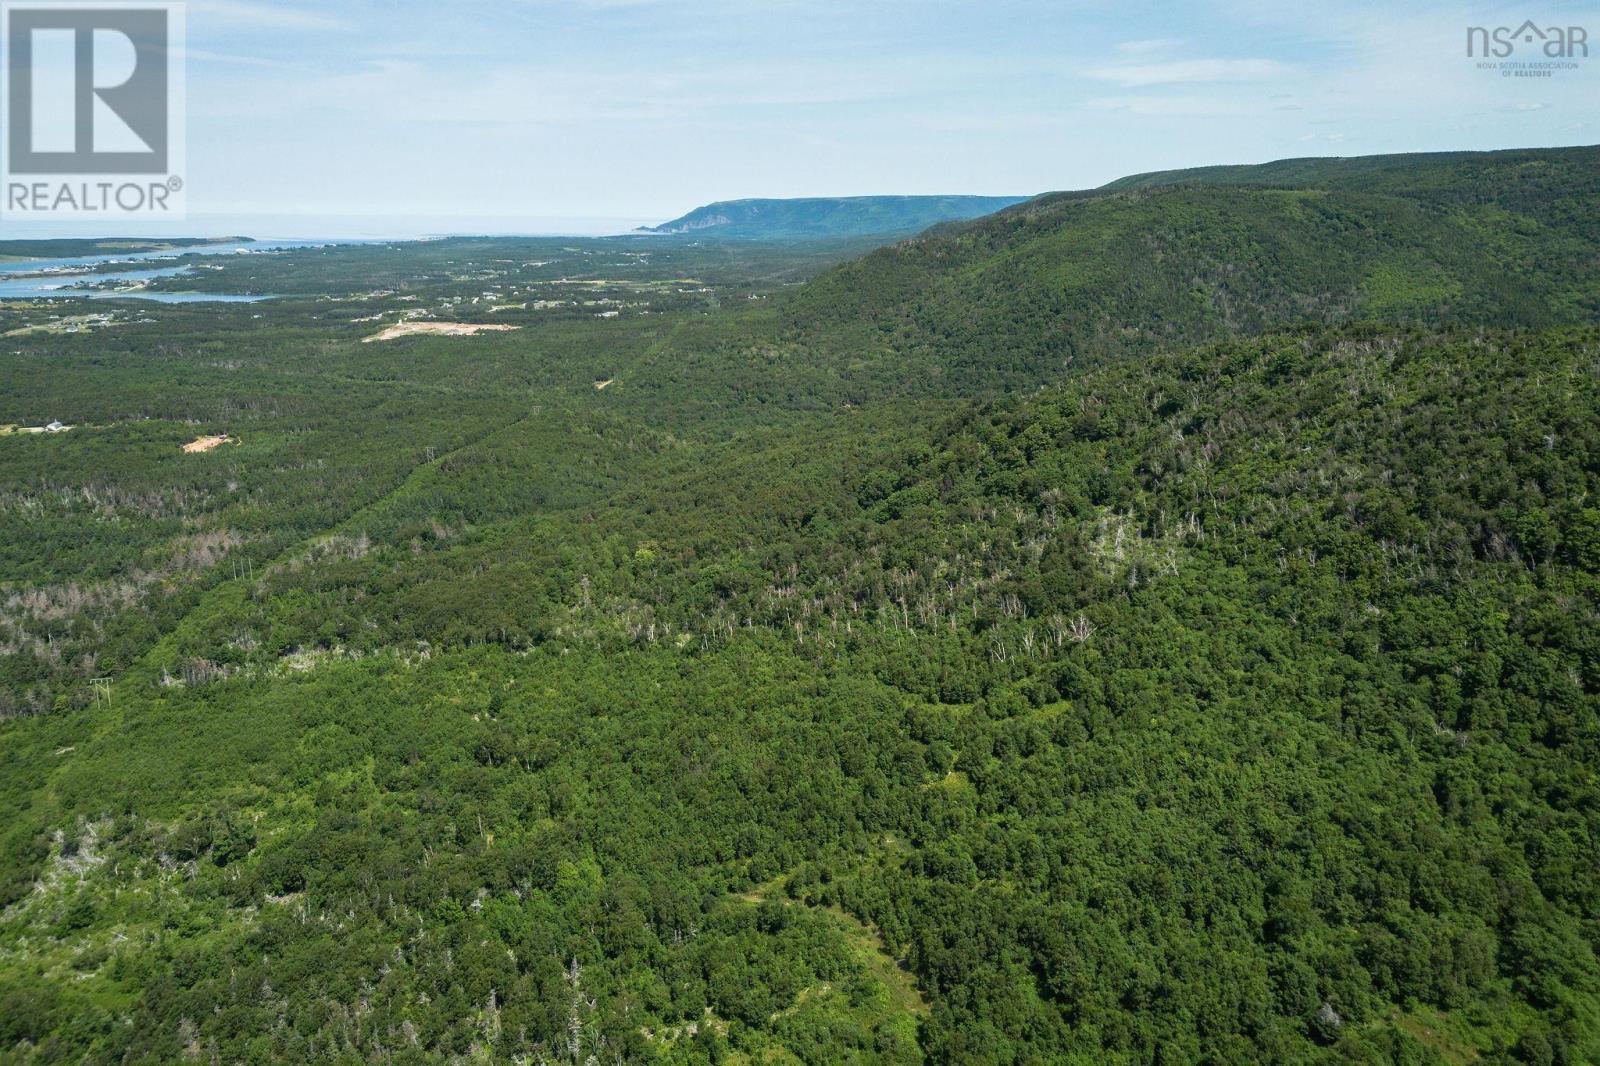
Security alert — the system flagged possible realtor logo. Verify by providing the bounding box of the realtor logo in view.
[1,1,186,218]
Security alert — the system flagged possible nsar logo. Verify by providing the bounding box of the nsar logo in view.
[1466,20,1588,78]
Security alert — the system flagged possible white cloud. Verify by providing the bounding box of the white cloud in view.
[1115,38,1181,56]
[190,51,943,125]
[189,0,349,31]
[1083,58,1288,87]
[1084,94,1265,118]
[183,47,281,67]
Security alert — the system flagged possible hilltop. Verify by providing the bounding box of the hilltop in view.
[639,194,1030,240]
[1097,143,1600,198]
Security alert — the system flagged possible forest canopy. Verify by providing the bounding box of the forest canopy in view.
[1,147,1597,1064]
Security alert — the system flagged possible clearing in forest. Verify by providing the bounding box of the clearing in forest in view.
[362,321,521,343]
[183,435,233,453]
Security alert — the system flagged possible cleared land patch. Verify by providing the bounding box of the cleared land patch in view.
[362,321,520,343]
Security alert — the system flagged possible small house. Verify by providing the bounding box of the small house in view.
[44,421,65,433]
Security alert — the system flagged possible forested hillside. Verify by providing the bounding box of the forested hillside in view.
[1,147,1598,1064]
[787,146,1600,394]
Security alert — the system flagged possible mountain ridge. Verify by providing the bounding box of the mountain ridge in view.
[776,144,1600,398]
[639,194,1031,239]
[1096,142,1600,194]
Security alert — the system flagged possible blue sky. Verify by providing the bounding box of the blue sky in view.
[28,0,1600,232]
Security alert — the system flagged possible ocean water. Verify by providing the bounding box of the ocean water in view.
[0,239,340,302]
